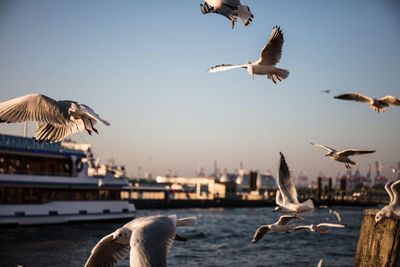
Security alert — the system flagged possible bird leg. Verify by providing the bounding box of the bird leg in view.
[89,120,99,134]
[295,211,300,222]
[82,120,92,135]
[232,16,237,29]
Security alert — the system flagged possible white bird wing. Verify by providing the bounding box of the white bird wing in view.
[294,225,312,231]
[338,149,376,157]
[84,233,130,267]
[78,103,110,126]
[384,179,396,204]
[275,189,284,206]
[203,0,239,21]
[310,142,336,153]
[277,153,299,205]
[176,216,197,227]
[378,95,400,106]
[276,215,297,225]
[208,64,248,73]
[316,223,345,228]
[0,94,69,125]
[332,210,342,222]
[252,225,271,242]
[257,26,284,66]
[33,121,85,143]
[129,216,176,267]
[390,178,400,206]
[334,93,372,103]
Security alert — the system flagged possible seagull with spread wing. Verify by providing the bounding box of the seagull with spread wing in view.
[84,215,197,267]
[252,215,297,243]
[318,205,342,222]
[0,94,110,143]
[310,143,375,169]
[208,26,290,84]
[375,178,400,224]
[334,93,400,113]
[294,223,345,235]
[200,0,253,29]
[274,153,314,221]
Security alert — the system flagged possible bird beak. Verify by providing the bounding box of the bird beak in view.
[110,237,116,243]
[174,234,188,242]
[374,222,378,228]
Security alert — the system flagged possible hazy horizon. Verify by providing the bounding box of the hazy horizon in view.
[0,0,399,181]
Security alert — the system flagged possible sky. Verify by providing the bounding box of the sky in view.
[0,0,399,181]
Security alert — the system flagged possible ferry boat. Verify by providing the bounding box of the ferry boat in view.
[0,134,135,225]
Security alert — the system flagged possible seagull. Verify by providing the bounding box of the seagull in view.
[375,178,400,224]
[200,0,254,29]
[334,93,400,113]
[273,153,314,221]
[320,90,331,94]
[319,205,342,222]
[0,94,110,143]
[84,215,197,267]
[208,26,290,84]
[252,215,297,243]
[294,223,345,235]
[310,142,375,169]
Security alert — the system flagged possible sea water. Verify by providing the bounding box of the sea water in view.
[0,206,365,267]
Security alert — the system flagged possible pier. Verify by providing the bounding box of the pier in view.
[354,209,400,267]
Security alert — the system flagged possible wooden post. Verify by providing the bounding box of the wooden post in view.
[354,209,400,267]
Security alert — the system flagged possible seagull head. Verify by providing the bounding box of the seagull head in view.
[374,210,386,226]
[325,152,334,157]
[110,227,131,244]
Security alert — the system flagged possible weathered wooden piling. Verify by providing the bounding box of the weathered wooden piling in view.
[354,209,400,267]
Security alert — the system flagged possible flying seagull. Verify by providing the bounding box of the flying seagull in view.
[85,215,197,267]
[274,153,314,221]
[0,94,110,143]
[320,90,331,94]
[294,223,345,235]
[375,178,400,224]
[252,215,297,243]
[319,205,342,222]
[200,0,253,29]
[208,26,290,84]
[310,143,375,169]
[334,93,400,113]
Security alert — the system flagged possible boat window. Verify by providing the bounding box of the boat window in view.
[0,153,73,177]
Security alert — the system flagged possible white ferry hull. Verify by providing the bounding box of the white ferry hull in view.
[0,200,136,225]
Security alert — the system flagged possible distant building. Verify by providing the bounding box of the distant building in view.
[235,170,276,200]
[156,176,216,200]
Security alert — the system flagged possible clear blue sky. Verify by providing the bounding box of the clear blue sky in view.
[0,0,399,180]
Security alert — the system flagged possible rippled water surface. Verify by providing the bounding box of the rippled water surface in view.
[0,206,365,267]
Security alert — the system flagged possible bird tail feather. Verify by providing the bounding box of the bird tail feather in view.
[237,5,254,26]
[176,216,197,227]
[275,68,290,80]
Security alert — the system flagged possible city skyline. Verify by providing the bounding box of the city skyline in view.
[0,0,399,180]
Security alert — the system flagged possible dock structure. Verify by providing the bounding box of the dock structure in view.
[354,209,400,267]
